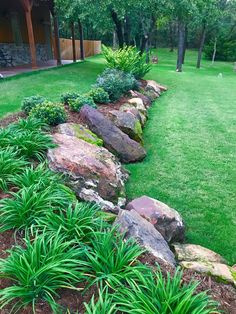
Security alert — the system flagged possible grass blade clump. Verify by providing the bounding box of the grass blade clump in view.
[84,287,117,314]
[8,117,49,132]
[115,267,219,314]
[0,232,84,312]
[0,147,28,191]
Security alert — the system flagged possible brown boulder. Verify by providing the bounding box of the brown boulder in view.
[80,105,146,163]
[129,90,152,108]
[146,80,167,93]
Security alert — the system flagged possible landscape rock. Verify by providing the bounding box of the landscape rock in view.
[119,104,147,126]
[47,133,128,211]
[108,110,143,143]
[58,123,103,146]
[115,209,176,266]
[146,80,167,93]
[143,89,160,101]
[128,98,147,116]
[181,261,236,287]
[173,243,227,264]
[80,105,146,163]
[126,196,185,243]
[129,90,152,108]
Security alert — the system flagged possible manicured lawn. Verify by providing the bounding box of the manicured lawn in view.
[0,50,235,264]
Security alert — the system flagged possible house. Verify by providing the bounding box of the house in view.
[0,0,61,69]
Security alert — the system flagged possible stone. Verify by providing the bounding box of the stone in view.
[119,104,147,126]
[129,90,152,108]
[58,123,103,146]
[181,261,236,287]
[126,196,184,243]
[173,243,227,264]
[115,209,176,266]
[143,89,160,101]
[108,110,143,143]
[47,133,128,211]
[146,80,168,93]
[128,98,147,115]
[80,105,146,163]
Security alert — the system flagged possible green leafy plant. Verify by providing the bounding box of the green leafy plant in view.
[84,287,117,314]
[68,95,97,112]
[115,267,219,314]
[0,232,84,313]
[60,92,80,104]
[0,185,73,232]
[35,202,105,244]
[102,45,151,79]
[0,147,28,191]
[29,101,67,126]
[95,68,138,102]
[0,128,13,149]
[88,87,110,104]
[8,117,49,133]
[79,228,145,289]
[21,95,47,114]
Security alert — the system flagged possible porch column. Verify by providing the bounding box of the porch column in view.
[20,0,37,69]
[71,22,76,62]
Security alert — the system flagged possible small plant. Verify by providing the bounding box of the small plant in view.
[8,117,49,133]
[21,95,46,114]
[95,68,138,101]
[0,128,13,149]
[29,101,67,126]
[102,45,151,79]
[35,202,105,244]
[88,87,110,104]
[68,95,97,112]
[0,232,84,312]
[79,228,145,289]
[84,287,117,314]
[115,267,219,314]
[60,92,80,104]
[0,147,28,191]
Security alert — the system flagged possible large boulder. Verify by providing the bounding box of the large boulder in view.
[126,196,185,243]
[129,90,152,108]
[173,243,227,264]
[145,80,167,93]
[128,98,147,116]
[108,110,143,143]
[80,105,146,163]
[58,123,103,146]
[120,104,147,126]
[115,209,176,266]
[47,133,128,211]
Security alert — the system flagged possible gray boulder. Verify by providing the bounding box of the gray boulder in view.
[80,105,146,163]
[126,196,185,243]
[115,209,176,266]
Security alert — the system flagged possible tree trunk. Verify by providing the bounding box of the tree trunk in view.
[78,18,84,60]
[124,16,131,45]
[196,24,206,68]
[212,37,217,64]
[176,21,185,72]
[111,9,124,48]
[182,25,188,64]
[169,22,174,52]
[71,22,76,62]
[140,34,148,54]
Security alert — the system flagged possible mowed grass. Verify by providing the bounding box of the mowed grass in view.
[0,49,235,264]
[126,49,236,264]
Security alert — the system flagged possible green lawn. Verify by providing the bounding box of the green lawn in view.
[0,50,235,264]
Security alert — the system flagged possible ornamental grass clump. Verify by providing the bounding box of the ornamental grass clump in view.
[84,287,117,314]
[0,147,28,191]
[115,267,219,314]
[0,232,84,313]
[79,228,145,289]
[35,202,105,244]
[8,117,49,132]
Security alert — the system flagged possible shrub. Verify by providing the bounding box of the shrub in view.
[84,287,117,314]
[102,45,151,79]
[115,267,219,314]
[21,95,46,114]
[95,68,138,102]
[88,87,110,104]
[205,38,236,62]
[35,202,105,244]
[29,101,67,126]
[0,232,84,312]
[0,148,28,191]
[60,92,80,104]
[68,95,97,112]
[79,228,145,288]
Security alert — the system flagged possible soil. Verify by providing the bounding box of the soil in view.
[0,112,26,128]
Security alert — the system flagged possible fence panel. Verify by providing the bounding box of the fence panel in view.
[59,39,101,60]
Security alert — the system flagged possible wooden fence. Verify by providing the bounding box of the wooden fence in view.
[59,38,101,60]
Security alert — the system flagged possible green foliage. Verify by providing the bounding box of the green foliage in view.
[35,202,105,244]
[8,117,49,133]
[84,287,117,314]
[88,87,110,104]
[0,184,73,232]
[79,228,145,288]
[0,148,28,191]
[68,95,97,112]
[21,95,47,114]
[115,267,219,313]
[29,101,67,126]
[205,39,236,61]
[60,92,80,104]
[0,232,84,312]
[102,45,151,79]
[95,68,139,102]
